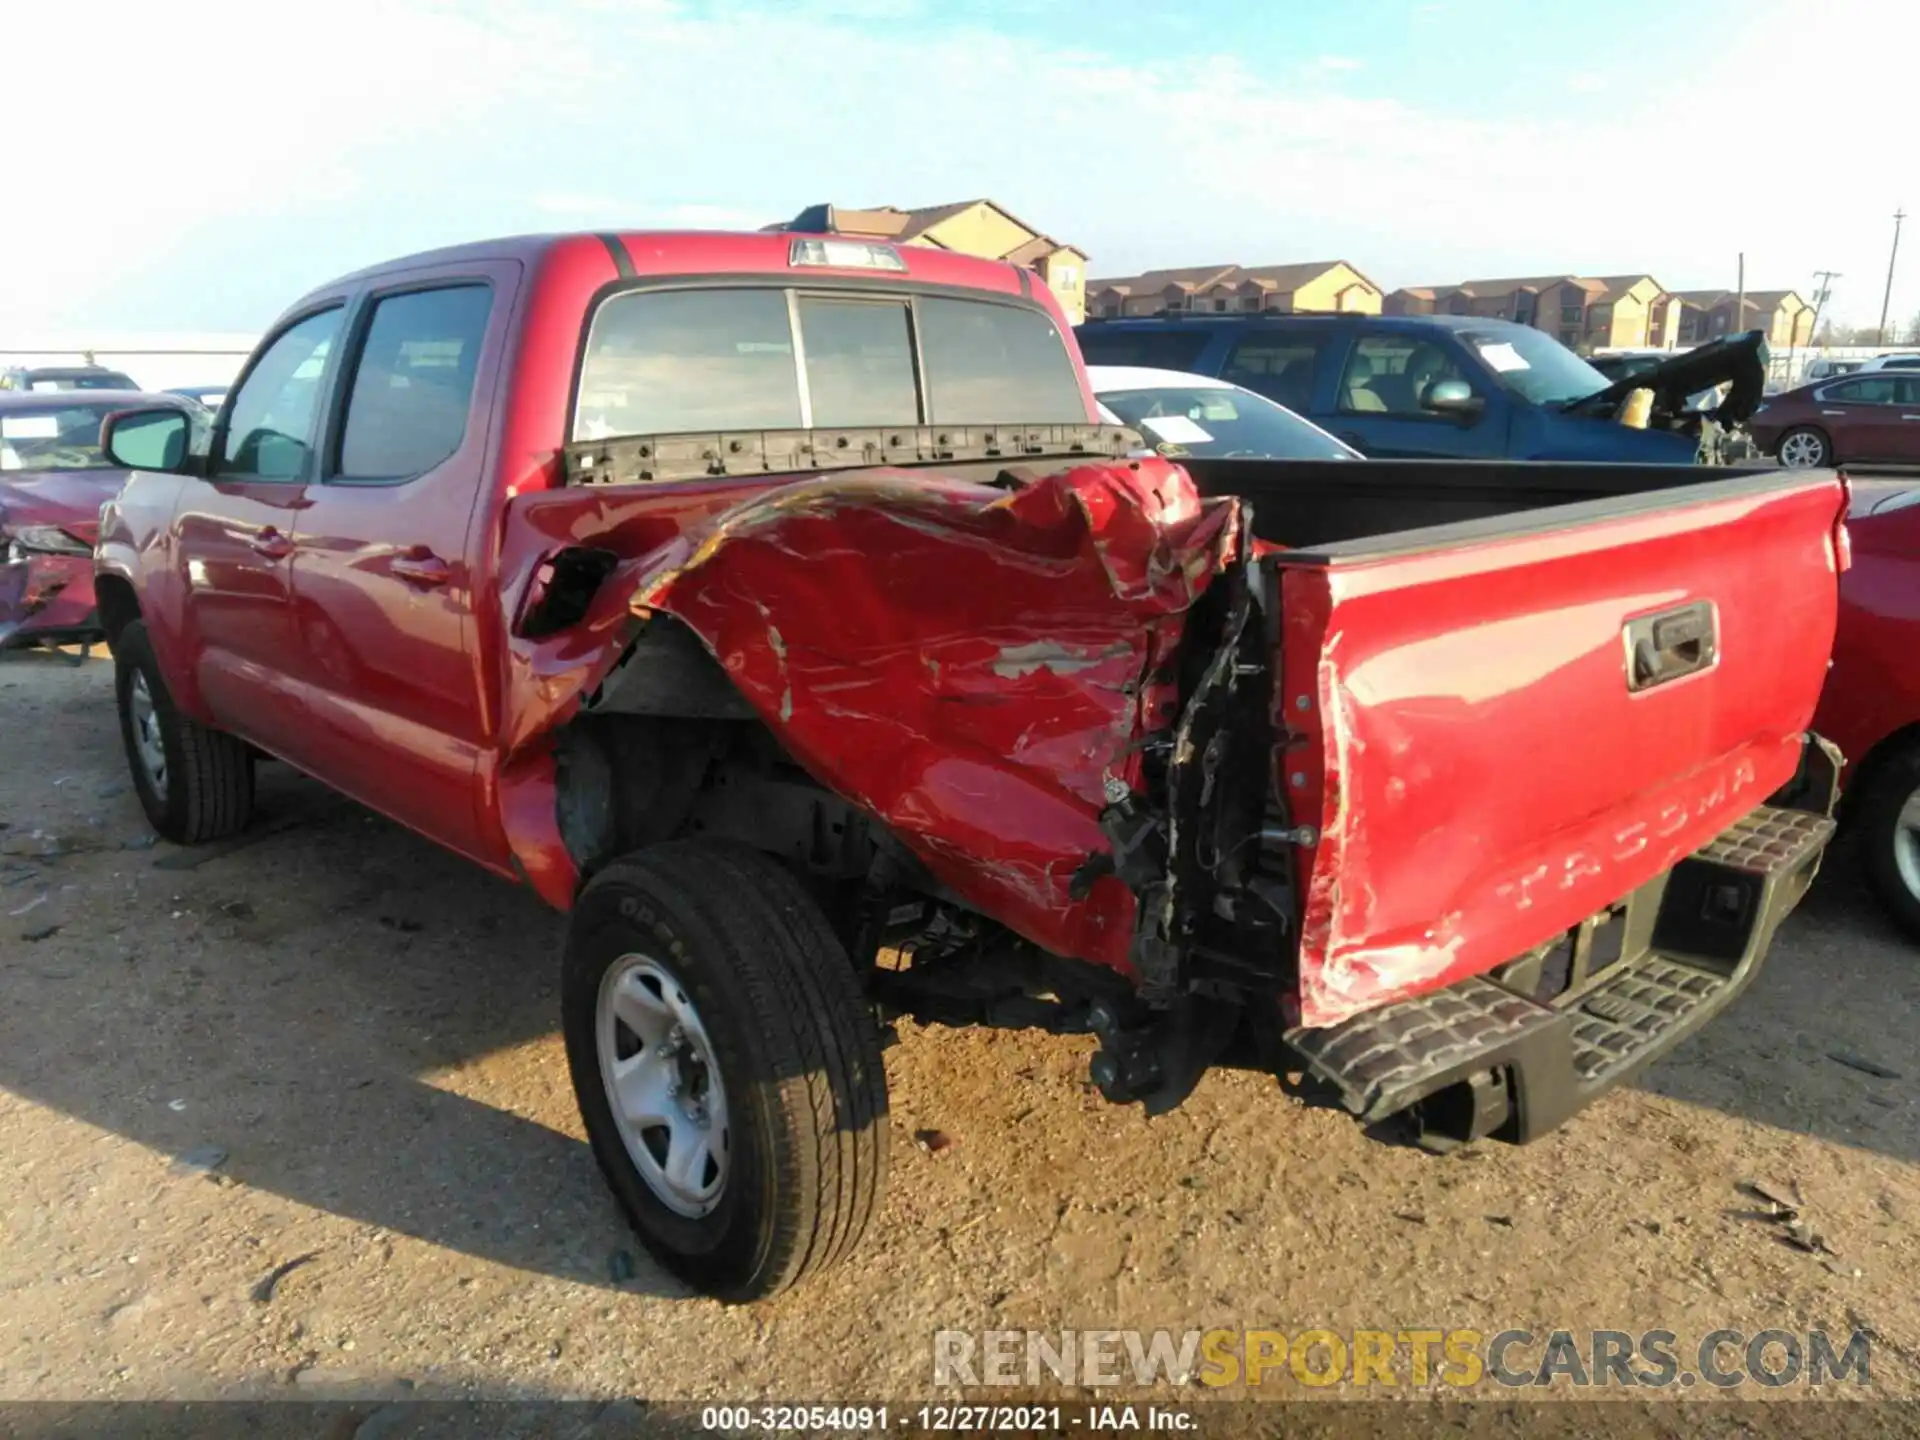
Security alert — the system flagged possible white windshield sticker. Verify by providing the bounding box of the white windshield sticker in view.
[1,415,61,439]
[1139,414,1213,445]
[1477,342,1531,373]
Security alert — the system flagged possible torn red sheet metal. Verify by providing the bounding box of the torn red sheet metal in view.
[494,457,1241,967]
[0,553,92,649]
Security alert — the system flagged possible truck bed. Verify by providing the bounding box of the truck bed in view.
[1177,456,1788,551]
[1177,456,1847,1026]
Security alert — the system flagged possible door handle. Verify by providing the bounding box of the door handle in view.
[249,528,293,560]
[391,549,451,587]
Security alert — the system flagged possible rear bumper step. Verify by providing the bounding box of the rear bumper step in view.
[1283,794,1835,1145]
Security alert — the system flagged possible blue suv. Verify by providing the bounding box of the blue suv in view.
[1075,314,1716,464]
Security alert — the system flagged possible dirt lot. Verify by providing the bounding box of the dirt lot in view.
[2,647,1917,1410]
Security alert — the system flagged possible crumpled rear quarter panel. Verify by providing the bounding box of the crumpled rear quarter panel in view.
[496,459,1238,968]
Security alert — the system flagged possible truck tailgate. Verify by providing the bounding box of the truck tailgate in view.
[1272,471,1847,1028]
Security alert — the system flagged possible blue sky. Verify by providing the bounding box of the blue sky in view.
[11,0,1912,335]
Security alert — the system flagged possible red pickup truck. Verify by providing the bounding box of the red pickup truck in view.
[93,230,1849,1301]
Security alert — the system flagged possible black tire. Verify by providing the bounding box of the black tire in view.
[112,619,254,844]
[562,841,889,1301]
[1857,743,1920,944]
[1776,425,1832,469]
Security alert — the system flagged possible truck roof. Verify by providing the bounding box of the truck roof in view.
[311,229,1043,304]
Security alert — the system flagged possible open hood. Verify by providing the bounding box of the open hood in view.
[1572,330,1770,426]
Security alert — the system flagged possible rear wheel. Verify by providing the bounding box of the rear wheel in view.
[1858,745,1920,944]
[113,619,254,844]
[562,841,889,1301]
[1777,426,1831,468]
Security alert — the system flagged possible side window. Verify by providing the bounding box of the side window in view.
[337,286,494,479]
[1824,377,1898,405]
[220,309,344,480]
[1221,333,1324,412]
[1895,376,1920,405]
[1073,329,1211,371]
[1339,335,1467,417]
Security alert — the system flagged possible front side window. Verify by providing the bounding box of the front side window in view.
[1461,326,1609,406]
[0,402,121,473]
[575,287,1086,441]
[1338,335,1470,417]
[337,285,493,479]
[220,308,344,480]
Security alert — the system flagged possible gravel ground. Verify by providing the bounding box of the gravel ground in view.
[1,647,1916,1414]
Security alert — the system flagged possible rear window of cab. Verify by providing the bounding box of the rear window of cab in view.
[573,287,1088,441]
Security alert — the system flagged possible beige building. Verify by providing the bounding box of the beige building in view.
[1086,261,1383,319]
[1673,290,1814,349]
[769,200,1089,322]
[1386,275,1679,350]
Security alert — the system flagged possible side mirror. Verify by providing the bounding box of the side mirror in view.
[1424,378,1484,420]
[100,407,191,473]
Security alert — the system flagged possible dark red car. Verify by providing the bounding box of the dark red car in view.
[1815,483,1920,939]
[0,390,202,650]
[1751,371,1920,469]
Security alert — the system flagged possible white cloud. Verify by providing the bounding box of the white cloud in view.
[7,0,1915,332]
[1315,55,1364,71]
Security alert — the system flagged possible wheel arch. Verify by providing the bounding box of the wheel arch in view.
[93,573,141,646]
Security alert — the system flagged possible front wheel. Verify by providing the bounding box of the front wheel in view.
[562,841,889,1301]
[113,619,254,844]
[1777,426,1831,468]
[1858,745,1920,944]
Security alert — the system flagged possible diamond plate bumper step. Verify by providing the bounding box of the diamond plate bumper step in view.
[1284,798,1836,1143]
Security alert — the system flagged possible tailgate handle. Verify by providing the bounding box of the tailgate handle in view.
[1625,601,1717,692]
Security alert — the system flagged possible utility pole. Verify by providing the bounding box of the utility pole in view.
[1878,207,1906,344]
[1808,269,1840,346]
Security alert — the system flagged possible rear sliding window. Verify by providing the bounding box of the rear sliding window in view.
[573,287,1085,441]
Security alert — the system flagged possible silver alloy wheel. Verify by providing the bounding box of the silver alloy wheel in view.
[1779,430,1827,468]
[596,954,730,1218]
[1895,786,1920,905]
[129,671,167,791]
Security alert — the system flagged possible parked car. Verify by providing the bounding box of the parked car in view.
[95,229,1846,1301]
[164,385,229,413]
[0,390,201,650]
[1811,484,1920,940]
[1857,353,1920,372]
[1799,358,1866,385]
[1,364,141,393]
[1750,372,1920,468]
[1075,315,1766,464]
[1087,364,1360,460]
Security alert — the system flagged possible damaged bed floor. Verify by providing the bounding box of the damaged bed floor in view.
[1,649,1917,1406]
